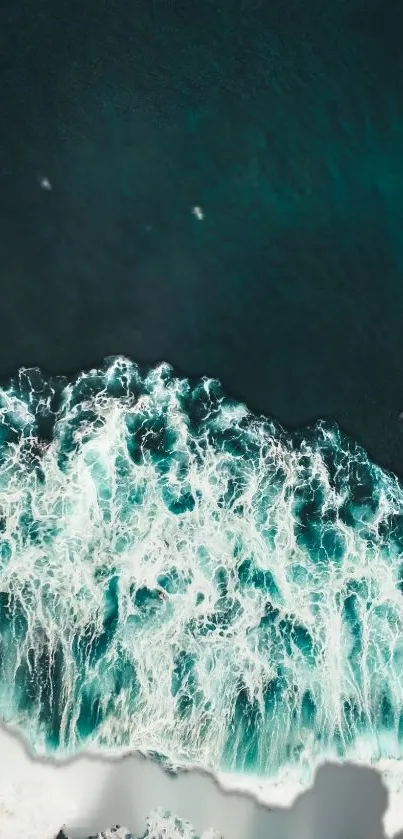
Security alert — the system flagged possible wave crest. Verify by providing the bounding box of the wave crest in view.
[0,357,402,790]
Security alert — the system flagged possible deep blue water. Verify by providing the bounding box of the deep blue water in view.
[0,0,403,476]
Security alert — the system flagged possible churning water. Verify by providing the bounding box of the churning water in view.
[0,357,403,805]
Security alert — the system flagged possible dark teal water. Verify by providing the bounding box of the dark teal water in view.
[1,0,403,476]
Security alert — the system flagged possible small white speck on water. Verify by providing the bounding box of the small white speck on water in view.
[192,205,204,220]
[39,176,52,191]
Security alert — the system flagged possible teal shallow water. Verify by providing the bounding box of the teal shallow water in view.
[0,357,402,788]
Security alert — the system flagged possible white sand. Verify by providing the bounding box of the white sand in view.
[0,724,402,839]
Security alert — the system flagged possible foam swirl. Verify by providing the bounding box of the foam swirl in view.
[0,357,402,794]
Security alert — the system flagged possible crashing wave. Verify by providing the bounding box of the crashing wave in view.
[0,357,402,794]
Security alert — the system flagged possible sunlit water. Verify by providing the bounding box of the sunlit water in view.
[0,356,403,804]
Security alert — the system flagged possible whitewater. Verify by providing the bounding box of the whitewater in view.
[1,355,403,827]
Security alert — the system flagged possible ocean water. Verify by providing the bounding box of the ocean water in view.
[0,356,403,803]
[2,0,403,483]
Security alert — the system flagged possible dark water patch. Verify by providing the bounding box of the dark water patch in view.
[15,640,66,749]
[301,689,316,728]
[259,601,282,631]
[223,682,262,772]
[342,592,363,677]
[125,412,177,472]
[161,484,196,515]
[114,653,139,699]
[74,577,119,669]
[0,591,28,640]
[171,650,199,717]
[178,379,224,432]
[342,699,367,743]
[157,567,191,595]
[77,690,104,741]
[37,641,66,748]
[237,558,281,600]
[15,649,38,715]
[187,595,242,638]
[380,691,395,731]
[132,586,162,615]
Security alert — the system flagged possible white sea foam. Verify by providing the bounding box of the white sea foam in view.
[0,359,403,836]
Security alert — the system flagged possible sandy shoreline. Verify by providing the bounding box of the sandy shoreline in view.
[0,724,402,839]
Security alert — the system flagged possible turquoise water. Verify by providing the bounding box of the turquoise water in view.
[0,357,403,786]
